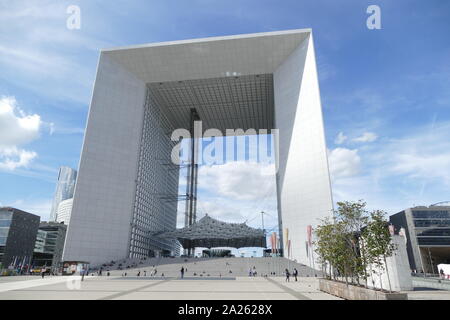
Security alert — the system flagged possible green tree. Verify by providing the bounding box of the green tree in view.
[334,200,370,285]
[362,210,397,292]
[314,201,397,290]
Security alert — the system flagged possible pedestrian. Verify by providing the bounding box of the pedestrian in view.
[41,267,46,279]
[144,270,147,277]
[137,271,140,277]
[285,268,290,282]
[293,268,298,281]
[180,266,185,279]
[249,268,252,277]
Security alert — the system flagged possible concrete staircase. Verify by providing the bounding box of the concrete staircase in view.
[94,257,320,278]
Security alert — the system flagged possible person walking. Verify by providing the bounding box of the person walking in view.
[41,267,46,279]
[180,266,185,279]
[293,268,298,282]
[285,268,290,282]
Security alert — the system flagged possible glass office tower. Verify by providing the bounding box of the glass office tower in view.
[49,167,77,222]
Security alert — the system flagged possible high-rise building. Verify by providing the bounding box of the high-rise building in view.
[49,167,77,222]
[63,29,333,266]
[56,198,73,225]
[0,207,40,269]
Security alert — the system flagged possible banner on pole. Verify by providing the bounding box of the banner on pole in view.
[307,225,312,246]
[288,239,291,258]
[283,228,289,252]
[274,232,277,253]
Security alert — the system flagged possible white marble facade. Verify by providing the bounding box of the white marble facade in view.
[63,29,333,266]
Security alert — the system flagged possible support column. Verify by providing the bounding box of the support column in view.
[184,108,200,256]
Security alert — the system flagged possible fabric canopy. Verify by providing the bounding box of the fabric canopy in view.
[155,214,266,249]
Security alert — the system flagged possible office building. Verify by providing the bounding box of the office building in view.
[33,222,67,271]
[390,202,450,273]
[0,207,40,269]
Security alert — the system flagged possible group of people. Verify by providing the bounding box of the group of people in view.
[285,268,299,282]
[248,266,258,277]
[120,266,160,277]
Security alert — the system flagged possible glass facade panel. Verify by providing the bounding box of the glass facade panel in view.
[414,219,450,227]
[0,211,12,219]
[0,228,10,237]
[0,237,7,245]
[416,228,450,237]
[417,237,450,246]
[412,210,450,219]
[129,88,179,258]
[0,220,11,227]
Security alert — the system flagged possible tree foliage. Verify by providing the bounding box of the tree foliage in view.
[314,200,397,290]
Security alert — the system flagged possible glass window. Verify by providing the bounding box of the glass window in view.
[414,219,450,228]
[417,237,450,246]
[0,236,7,245]
[412,210,450,219]
[417,228,450,237]
[0,211,12,220]
[0,228,10,237]
[0,220,11,227]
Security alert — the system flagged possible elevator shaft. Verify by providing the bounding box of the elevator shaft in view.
[184,108,200,256]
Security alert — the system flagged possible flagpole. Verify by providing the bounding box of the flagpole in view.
[311,242,316,277]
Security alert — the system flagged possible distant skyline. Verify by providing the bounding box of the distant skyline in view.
[1,0,449,231]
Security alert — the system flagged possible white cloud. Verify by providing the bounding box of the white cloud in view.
[177,161,278,230]
[352,132,378,143]
[382,122,450,185]
[328,148,361,180]
[0,96,41,147]
[0,147,37,170]
[0,96,40,170]
[330,120,450,214]
[334,131,347,145]
[198,161,276,201]
[0,1,106,104]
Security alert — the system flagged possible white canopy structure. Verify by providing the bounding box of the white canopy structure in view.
[155,215,266,249]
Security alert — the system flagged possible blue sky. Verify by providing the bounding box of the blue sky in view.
[1,0,450,244]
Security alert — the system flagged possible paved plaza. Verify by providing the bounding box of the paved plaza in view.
[0,275,342,300]
[1,275,449,300]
